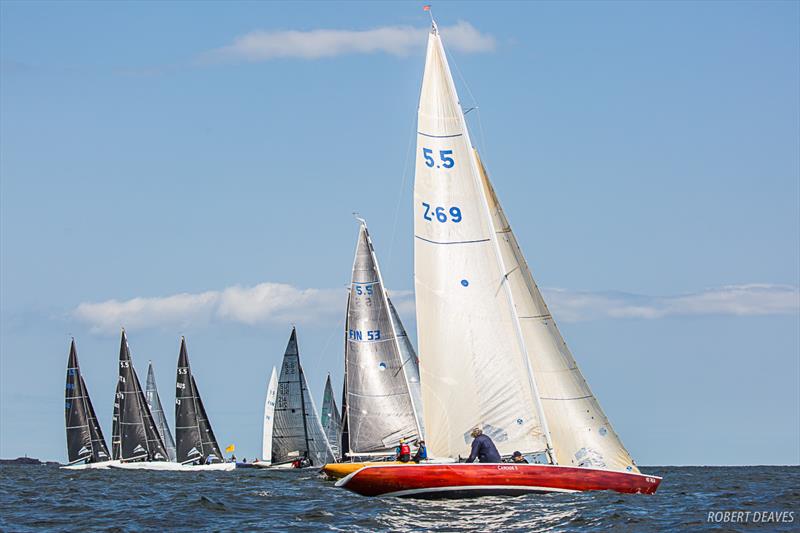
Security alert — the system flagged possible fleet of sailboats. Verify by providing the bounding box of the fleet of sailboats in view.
[61,9,659,498]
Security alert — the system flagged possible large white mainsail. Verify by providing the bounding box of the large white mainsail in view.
[261,366,278,463]
[475,151,638,472]
[414,24,549,460]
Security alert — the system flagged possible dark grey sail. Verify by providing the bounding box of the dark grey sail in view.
[320,374,342,460]
[145,362,177,462]
[343,222,423,455]
[175,337,224,464]
[65,339,110,464]
[113,330,168,462]
[273,328,335,466]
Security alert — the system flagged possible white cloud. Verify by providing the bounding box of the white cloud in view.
[542,284,800,322]
[200,21,495,63]
[73,282,798,333]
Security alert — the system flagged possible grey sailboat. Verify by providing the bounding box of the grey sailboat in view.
[340,220,424,459]
[145,361,177,462]
[272,327,335,467]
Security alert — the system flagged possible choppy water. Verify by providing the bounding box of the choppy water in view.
[1,466,797,531]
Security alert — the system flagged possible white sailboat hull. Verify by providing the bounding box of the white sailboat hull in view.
[108,461,237,471]
[61,460,120,470]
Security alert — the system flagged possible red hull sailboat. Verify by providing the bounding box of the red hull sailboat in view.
[337,11,662,498]
[337,463,662,498]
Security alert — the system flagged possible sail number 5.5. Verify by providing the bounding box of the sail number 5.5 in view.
[422,202,462,223]
[422,148,454,169]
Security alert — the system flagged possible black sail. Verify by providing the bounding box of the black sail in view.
[175,337,224,464]
[115,331,168,462]
[65,339,110,464]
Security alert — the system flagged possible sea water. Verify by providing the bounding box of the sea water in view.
[1,465,797,531]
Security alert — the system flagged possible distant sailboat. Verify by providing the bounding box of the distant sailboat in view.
[145,362,177,462]
[253,366,278,467]
[271,327,335,467]
[323,220,425,479]
[62,339,115,469]
[174,337,234,471]
[320,374,342,460]
[109,330,180,470]
[337,15,662,497]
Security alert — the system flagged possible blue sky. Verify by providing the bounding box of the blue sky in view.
[1,1,798,465]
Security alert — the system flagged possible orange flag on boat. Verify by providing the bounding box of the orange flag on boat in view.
[225,444,235,453]
[423,5,431,11]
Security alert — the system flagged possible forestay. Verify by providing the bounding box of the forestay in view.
[414,26,548,460]
[145,362,177,462]
[262,367,278,463]
[475,151,639,473]
[175,337,224,465]
[343,222,423,455]
[65,339,111,464]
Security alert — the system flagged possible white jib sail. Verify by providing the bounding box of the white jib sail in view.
[262,366,278,463]
[414,26,549,460]
[475,151,639,473]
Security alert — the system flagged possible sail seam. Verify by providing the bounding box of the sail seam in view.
[417,131,463,138]
[415,235,490,245]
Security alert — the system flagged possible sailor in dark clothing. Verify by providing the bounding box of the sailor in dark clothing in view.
[465,427,501,463]
[511,451,529,464]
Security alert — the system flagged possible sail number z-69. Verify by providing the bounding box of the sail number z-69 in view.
[422,148,454,169]
[422,202,462,223]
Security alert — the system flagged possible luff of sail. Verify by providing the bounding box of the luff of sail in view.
[273,328,335,466]
[414,26,548,460]
[344,222,423,455]
[262,366,278,463]
[175,337,225,464]
[65,339,110,464]
[474,150,639,473]
[320,374,342,460]
[145,362,177,462]
[113,330,168,462]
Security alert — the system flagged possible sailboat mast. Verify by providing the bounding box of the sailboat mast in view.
[430,22,557,463]
[358,218,424,442]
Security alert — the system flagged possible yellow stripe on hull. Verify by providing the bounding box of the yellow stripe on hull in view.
[322,462,405,479]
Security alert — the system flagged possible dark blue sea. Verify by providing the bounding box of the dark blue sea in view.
[1,466,797,531]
